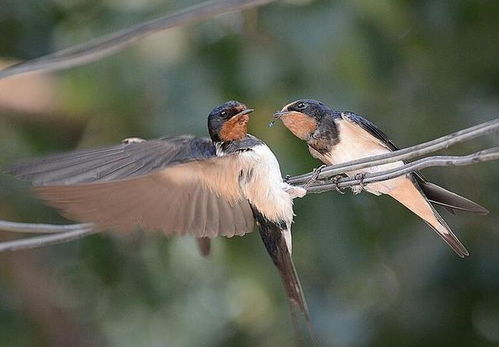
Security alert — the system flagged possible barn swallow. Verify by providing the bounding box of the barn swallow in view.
[5,101,312,334]
[274,99,488,257]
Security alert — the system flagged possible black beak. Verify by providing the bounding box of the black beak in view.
[235,108,254,117]
[273,111,289,119]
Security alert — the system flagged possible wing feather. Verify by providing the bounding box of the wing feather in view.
[7,136,255,238]
[206,193,221,238]
[341,112,398,151]
[341,113,488,214]
[414,175,489,214]
[5,136,216,184]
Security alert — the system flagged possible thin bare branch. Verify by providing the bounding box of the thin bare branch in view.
[0,226,98,252]
[304,147,499,194]
[287,118,499,185]
[0,220,92,233]
[0,0,277,80]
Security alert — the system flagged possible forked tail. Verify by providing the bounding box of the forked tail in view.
[389,177,469,257]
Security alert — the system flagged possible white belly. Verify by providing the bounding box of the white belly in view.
[311,121,404,195]
[238,144,295,225]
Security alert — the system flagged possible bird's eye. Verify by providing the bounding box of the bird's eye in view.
[220,111,227,117]
[296,102,306,110]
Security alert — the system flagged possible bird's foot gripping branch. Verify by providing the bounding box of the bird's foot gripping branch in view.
[287,118,499,194]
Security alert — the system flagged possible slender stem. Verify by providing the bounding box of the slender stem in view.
[0,0,277,79]
[0,220,92,233]
[0,227,98,252]
[304,147,499,193]
[287,118,499,185]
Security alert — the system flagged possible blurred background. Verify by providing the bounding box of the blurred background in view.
[0,0,498,345]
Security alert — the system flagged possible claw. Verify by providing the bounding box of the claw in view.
[304,165,326,188]
[352,172,367,195]
[330,175,345,194]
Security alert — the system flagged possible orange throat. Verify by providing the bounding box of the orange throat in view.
[219,114,250,141]
[280,111,318,140]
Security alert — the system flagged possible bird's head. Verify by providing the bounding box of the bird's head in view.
[208,101,254,142]
[274,99,331,140]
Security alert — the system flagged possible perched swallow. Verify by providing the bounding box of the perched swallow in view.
[275,99,488,257]
[6,101,312,334]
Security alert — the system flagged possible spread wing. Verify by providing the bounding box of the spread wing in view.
[5,136,255,238]
[6,135,217,184]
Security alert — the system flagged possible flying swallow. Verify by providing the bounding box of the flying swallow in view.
[274,99,488,257]
[5,101,312,334]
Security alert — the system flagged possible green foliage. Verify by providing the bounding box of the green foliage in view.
[0,0,498,345]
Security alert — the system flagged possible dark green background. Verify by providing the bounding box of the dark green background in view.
[0,0,498,346]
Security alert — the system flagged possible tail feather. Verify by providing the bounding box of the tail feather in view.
[257,225,315,343]
[426,210,469,258]
[414,175,489,215]
[389,178,469,257]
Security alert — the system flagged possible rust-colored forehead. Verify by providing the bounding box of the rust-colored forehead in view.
[233,104,247,113]
[211,101,247,117]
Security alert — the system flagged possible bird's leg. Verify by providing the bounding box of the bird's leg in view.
[303,165,326,188]
[121,137,145,144]
[330,175,345,194]
[351,172,367,195]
